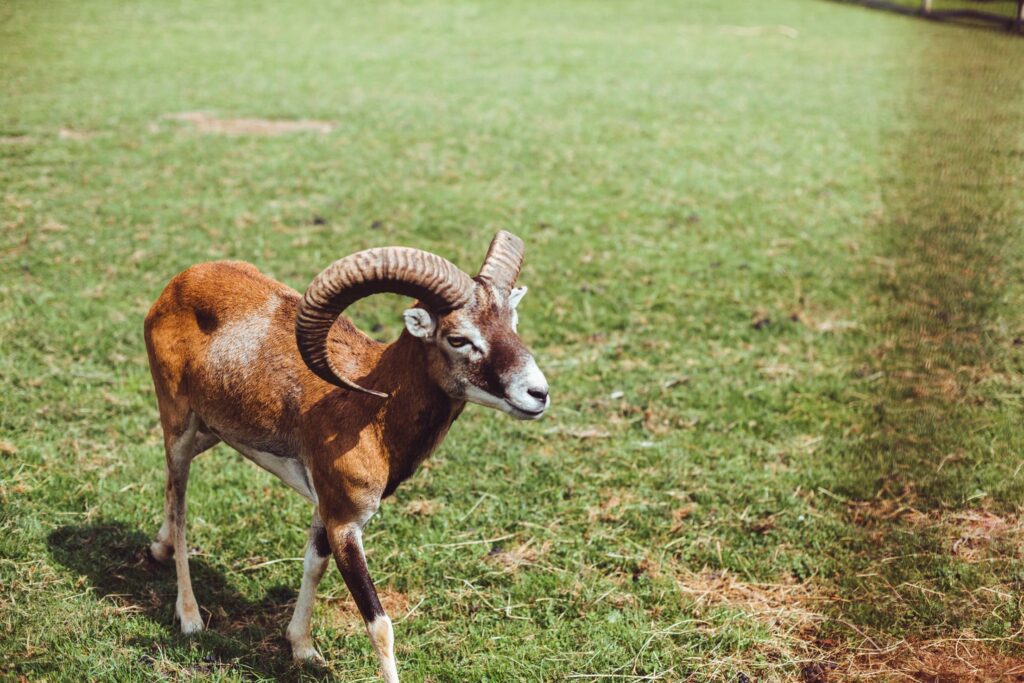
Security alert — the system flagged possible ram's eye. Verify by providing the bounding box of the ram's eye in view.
[447,336,470,349]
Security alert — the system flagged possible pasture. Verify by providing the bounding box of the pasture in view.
[2,1,1023,680]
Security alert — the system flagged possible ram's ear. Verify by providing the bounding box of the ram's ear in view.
[508,286,528,309]
[403,308,436,339]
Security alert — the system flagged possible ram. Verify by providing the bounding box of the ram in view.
[143,231,548,681]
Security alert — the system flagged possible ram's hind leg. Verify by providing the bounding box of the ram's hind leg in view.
[286,511,330,665]
[150,425,219,564]
[150,407,218,635]
[327,517,399,683]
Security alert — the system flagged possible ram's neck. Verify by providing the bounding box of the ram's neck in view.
[376,332,464,497]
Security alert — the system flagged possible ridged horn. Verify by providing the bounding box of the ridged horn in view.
[476,230,524,292]
[296,246,474,397]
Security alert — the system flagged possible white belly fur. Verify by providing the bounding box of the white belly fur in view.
[226,440,318,504]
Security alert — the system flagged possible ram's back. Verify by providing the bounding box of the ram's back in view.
[143,261,308,446]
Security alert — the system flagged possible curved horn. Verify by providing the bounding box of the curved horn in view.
[476,230,524,292]
[296,247,474,397]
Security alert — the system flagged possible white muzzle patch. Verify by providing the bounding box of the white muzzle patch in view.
[462,354,549,420]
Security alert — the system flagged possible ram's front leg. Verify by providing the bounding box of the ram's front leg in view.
[327,515,398,683]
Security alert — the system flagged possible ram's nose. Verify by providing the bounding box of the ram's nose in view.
[527,386,549,403]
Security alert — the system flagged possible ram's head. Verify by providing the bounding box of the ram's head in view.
[296,231,549,420]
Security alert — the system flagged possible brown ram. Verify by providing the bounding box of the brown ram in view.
[143,231,548,681]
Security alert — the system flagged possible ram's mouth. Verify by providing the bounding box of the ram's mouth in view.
[504,399,546,420]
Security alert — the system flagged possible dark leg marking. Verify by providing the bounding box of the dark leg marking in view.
[313,525,331,558]
[335,533,385,622]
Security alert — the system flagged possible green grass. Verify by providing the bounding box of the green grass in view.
[2,1,1023,680]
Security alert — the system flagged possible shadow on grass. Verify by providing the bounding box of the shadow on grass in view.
[47,521,330,681]
[826,0,1024,35]
[840,18,1024,510]
[815,13,1024,646]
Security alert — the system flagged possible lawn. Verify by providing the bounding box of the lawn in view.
[2,1,1023,681]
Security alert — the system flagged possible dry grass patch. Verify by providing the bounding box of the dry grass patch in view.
[403,499,441,516]
[848,490,1023,563]
[0,135,33,145]
[948,510,1022,563]
[57,128,94,141]
[835,637,1024,682]
[587,491,636,523]
[847,485,922,529]
[673,568,1024,681]
[165,112,334,135]
[673,569,836,681]
[677,569,831,636]
[484,538,553,573]
[323,587,414,634]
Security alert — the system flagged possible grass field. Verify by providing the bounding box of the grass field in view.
[2,1,1024,681]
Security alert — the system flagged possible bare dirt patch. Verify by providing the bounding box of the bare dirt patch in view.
[165,112,334,136]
